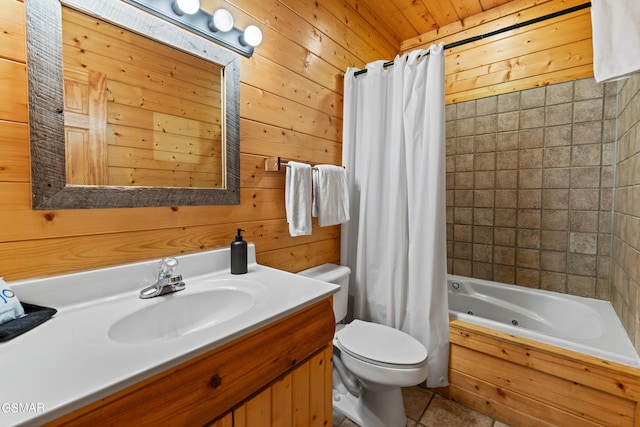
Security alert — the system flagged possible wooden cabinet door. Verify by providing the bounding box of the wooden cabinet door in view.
[233,346,333,427]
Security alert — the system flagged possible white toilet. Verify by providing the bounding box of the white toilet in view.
[298,264,429,427]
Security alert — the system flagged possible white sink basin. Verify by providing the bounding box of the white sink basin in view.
[108,279,265,344]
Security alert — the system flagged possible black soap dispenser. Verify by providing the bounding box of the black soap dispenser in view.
[230,228,248,274]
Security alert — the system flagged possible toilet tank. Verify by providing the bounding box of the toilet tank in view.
[297,264,350,323]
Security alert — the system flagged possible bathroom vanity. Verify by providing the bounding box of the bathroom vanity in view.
[0,246,337,426]
[48,301,334,426]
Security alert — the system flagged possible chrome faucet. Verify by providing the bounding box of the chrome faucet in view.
[139,257,186,299]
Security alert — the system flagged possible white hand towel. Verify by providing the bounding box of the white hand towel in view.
[591,0,640,83]
[285,161,313,236]
[0,278,25,325]
[312,165,350,227]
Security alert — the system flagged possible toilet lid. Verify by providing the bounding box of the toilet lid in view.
[335,319,428,366]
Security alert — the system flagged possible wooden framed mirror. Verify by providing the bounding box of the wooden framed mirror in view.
[26,0,240,209]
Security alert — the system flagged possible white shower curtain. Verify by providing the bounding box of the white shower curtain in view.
[341,44,449,387]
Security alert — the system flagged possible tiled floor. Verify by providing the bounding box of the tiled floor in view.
[332,386,512,427]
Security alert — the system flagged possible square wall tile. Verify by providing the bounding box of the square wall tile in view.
[575,78,604,100]
[546,81,574,105]
[476,96,497,116]
[521,86,546,109]
[541,271,568,292]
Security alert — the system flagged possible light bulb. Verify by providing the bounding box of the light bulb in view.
[242,25,263,47]
[172,0,200,15]
[211,9,234,32]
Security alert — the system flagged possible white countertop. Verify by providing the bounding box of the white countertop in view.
[0,245,338,426]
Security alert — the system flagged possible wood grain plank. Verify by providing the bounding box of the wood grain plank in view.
[0,179,337,243]
[424,0,461,27]
[62,45,220,104]
[0,0,27,63]
[327,0,402,53]
[450,320,640,401]
[445,64,594,104]
[278,0,398,62]
[449,320,640,426]
[242,388,271,426]
[209,412,233,427]
[257,239,341,273]
[323,346,333,425]
[218,1,346,94]
[448,376,573,427]
[233,402,247,427]
[241,153,287,189]
[64,127,90,184]
[0,218,339,281]
[107,103,219,140]
[238,39,343,95]
[0,59,27,122]
[107,124,222,163]
[107,80,222,126]
[240,84,342,142]
[308,351,328,427]
[292,360,310,427]
[108,167,222,188]
[343,0,416,43]
[398,0,439,36]
[106,144,220,173]
[450,0,483,18]
[0,183,284,237]
[443,11,592,74]
[451,344,635,424]
[240,119,342,164]
[240,50,342,119]
[271,374,293,427]
[480,0,514,10]
[402,0,575,51]
[61,7,222,77]
[0,121,29,182]
[446,37,593,96]
[87,69,108,185]
[447,37,592,85]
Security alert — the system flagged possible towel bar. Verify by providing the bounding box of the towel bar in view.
[264,156,343,172]
[265,156,318,171]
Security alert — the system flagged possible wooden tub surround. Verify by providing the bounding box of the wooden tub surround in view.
[444,320,640,426]
[45,299,335,427]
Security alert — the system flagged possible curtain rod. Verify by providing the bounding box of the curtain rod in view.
[353,2,592,77]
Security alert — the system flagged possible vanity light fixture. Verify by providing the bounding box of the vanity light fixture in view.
[241,25,263,47]
[123,0,262,57]
[172,0,200,15]
[211,9,234,32]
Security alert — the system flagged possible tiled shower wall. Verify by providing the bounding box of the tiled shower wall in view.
[445,77,616,299]
[612,74,640,349]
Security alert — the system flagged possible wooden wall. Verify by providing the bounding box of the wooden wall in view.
[0,0,598,282]
[0,0,398,281]
[447,320,640,426]
[402,0,594,104]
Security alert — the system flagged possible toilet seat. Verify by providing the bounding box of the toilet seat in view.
[335,320,427,368]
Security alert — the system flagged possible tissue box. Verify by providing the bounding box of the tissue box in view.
[0,278,25,325]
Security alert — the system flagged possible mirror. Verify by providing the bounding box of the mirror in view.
[26,0,240,209]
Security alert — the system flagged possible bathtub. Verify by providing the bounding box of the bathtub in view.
[447,274,640,368]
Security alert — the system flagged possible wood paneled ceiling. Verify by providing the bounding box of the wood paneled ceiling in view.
[357,0,514,43]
